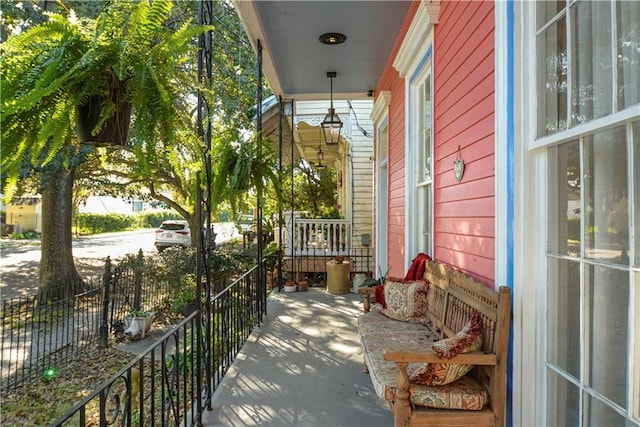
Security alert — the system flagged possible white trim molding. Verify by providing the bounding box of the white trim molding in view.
[371,91,392,125]
[393,1,437,77]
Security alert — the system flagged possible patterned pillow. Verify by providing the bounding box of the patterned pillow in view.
[410,312,483,386]
[378,278,429,324]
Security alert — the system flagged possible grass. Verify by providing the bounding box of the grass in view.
[0,347,134,426]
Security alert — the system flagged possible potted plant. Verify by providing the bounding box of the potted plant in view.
[1,0,210,187]
[124,309,155,340]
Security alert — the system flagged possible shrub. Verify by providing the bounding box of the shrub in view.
[75,213,137,234]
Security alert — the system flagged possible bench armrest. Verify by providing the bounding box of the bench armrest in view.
[357,286,375,313]
[383,348,498,366]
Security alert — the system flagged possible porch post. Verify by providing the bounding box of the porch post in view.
[256,39,265,318]
[197,0,214,414]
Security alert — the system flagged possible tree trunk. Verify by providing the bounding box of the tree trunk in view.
[39,166,83,299]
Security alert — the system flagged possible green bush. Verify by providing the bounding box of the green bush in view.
[73,211,186,234]
[75,213,137,234]
[8,230,41,239]
[138,211,184,228]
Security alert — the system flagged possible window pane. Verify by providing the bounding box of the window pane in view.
[586,264,629,408]
[536,1,565,31]
[634,122,640,267]
[584,127,629,265]
[421,77,432,183]
[547,370,580,427]
[571,2,613,125]
[547,257,581,378]
[616,1,640,110]
[585,394,636,427]
[548,141,581,257]
[537,16,568,136]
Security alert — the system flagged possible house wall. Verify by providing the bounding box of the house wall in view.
[5,197,42,232]
[374,1,495,283]
[295,99,374,251]
[433,0,496,283]
[347,99,375,249]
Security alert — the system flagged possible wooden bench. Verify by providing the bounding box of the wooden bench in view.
[357,260,511,427]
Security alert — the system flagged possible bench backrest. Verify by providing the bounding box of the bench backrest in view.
[423,260,509,352]
[423,259,511,418]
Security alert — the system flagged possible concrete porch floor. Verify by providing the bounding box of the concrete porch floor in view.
[200,287,392,427]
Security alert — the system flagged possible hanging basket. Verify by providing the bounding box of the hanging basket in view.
[76,93,132,147]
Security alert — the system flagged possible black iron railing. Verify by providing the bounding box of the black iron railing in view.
[50,259,267,426]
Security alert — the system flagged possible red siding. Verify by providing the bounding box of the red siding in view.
[373,1,495,284]
[434,0,496,284]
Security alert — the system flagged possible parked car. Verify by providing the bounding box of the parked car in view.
[154,220,191,252]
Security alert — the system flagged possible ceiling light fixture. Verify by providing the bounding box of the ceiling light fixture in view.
[319,32,346,45]
[321,71,342,146]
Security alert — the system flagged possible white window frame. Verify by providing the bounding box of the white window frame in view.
[371,91,392,277]
[406,65,433,260]
[514,1,640,425]
[393,2,435,269]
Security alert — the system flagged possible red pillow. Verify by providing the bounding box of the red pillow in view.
[374,285,386,307]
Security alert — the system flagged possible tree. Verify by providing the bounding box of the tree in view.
[1,0,208,296]
[73,1,276,240]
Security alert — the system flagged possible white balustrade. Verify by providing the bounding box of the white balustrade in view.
[282,211,350,256]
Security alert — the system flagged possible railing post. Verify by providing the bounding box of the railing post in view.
[99,256,112,348]
[133,249,143,311]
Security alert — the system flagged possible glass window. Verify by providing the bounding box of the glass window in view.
[409,65,433,257]
[616,2,640,110]
[583,127,629,266]
[540,3,640,425]
[570,2,613,126]
[537,15,567,136]
[547,257,581,377]
[548,141,581,257]
[585,264,629,407]
[547,370,580,427]
[416,76,432,254]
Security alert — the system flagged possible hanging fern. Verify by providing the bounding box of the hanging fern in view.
[1,0,211,200]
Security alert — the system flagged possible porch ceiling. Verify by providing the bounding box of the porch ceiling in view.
[233,1,412,100]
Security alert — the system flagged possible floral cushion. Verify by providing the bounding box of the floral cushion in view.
[378,278,429,324]
[410,374,489,410]
[357,310,439,400]
[410,312,483,386]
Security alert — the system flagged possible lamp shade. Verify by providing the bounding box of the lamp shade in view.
[321,108,342,145]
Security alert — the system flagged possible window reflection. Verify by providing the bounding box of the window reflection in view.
[584,127,629,265]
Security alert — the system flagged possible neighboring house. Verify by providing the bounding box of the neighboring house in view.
[5,195,42,233]
[78,196,151,215]
[261,96,375,275]
[235,1,640,425]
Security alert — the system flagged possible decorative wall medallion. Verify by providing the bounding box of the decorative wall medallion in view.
[454,145,465,182]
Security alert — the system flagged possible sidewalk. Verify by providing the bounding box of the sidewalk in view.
[200,288,392,427]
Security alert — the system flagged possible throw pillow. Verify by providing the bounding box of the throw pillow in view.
[378,278,429,324]
[410,311,484,386]
[374,285,386,307]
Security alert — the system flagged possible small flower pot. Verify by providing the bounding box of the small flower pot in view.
[124,312,155,340]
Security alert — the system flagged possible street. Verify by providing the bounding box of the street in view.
[0,223,240,301]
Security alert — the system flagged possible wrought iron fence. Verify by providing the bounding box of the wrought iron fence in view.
[1,252,175,392]
[1,279,104,392]
[51,261,267,426]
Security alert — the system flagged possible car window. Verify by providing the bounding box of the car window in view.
[161,223,187,231]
